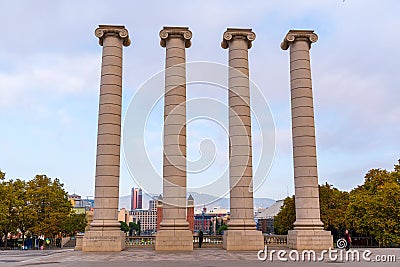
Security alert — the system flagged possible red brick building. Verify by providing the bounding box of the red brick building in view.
[187,195,194,233]
[156,194,195,233]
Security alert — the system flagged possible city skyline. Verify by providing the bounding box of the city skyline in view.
[0,1,399,201]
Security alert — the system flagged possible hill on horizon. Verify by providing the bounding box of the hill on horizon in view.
[118,192,275,211]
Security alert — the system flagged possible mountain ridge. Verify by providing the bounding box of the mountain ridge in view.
[119,192,275,210]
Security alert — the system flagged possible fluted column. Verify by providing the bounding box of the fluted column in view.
[155,26,193,251]
[221,28,263,251]
[281,29,333,250]
[82,25,130,252]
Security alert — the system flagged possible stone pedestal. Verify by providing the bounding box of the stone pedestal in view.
[155,229,193,251]
[221,28,263,251]
[281,30,332,250]
[82,25,130,252]
[287,230,333,250]
[82,229,126,252]
[74,234,83,251]
[156,26,193,252]
[223,229,264,251]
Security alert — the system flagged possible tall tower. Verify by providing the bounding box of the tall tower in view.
[131,188,143,210]
[138,188,143,209]
[187,195,194,233]
[131,187,136,210]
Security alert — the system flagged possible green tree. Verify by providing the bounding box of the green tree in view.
[13,179,37,248]
[319,183,349,239]
[273,196,295,235]
[0,172,83,247]
[27,175,72,237]
[0,178,23,248]
[61,213,87,236]
[128,222,139,236]
[346,160,400,246]
[0,175,8,247]
[274,184,349,237]
[119,221,129,233]
[216,224,228,235]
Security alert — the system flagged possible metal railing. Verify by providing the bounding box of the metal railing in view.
[125,235,224,248]
[193,235,223,248]
[125,234,287,248]
[264,235,287,247]
[125,236,156,247]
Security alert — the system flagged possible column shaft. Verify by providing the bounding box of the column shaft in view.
[289,39,323,229]
[162,36,188,229]
[91,34,123,229]
[281,30,333,250]
[82,25,130,252]
[156,26,193,252]
[227,37,255,230]
[221,28,264,251]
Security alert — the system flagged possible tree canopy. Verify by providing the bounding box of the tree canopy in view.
[128,222,139,236]
[273,196,295,235]
[0,172,86,248]
[274,160,400,246]
[120,221,129,233]
[27,175,72,237]
[346,160,400,246]
[319,183,349,238]
[61,213,87,236]
[217,224,228,235]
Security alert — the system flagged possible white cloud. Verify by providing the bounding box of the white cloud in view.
[0,53,99,108]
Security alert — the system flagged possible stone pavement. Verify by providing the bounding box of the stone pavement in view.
[0,248,398,267]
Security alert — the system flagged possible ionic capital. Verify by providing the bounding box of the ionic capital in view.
[221,28,256,49]
[95,25,131,47]
[281,30,318,50]
[159,26,192,48]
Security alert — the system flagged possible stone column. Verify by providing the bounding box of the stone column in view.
[281,30,333,250]
[155,26,193,251]
[221,28,263,251]
[82,25,130,252]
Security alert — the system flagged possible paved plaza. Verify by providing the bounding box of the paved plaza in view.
[0,248,398,267]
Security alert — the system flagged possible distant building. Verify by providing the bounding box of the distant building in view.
[194,207,229,234]
[156,195,163,231]
[148,199,156,212]
[255,199,284,234]
[68,194,93,214]
[118,208,133,224]
[156,195,195,233]
[130,198,157,235]
[131,188,143,210]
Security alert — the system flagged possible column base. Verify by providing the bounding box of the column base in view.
[82,228,126,252]
[287,229,333,250]
[74,234,84,251]
[223,230,264,251]
[155,229,193,251]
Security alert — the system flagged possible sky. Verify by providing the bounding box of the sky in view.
[0,0,399,201]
